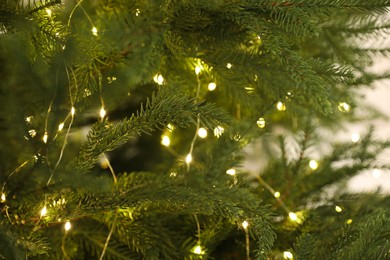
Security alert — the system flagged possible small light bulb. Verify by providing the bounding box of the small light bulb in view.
[25,116,33,123]
[351,133,360,143]
[185,154,192,164]
[153,74,164,85]
[92,27,98,36]
[288,212,298,221]
[71,107,75,116]
[197,128,208,138]
[40,206,47,217]
[43,132,48,143]
[58,123,64,131]
[64,221,71,231]
[283,251,293,259]
[161,135,171,146]
[135,8,141,16]
[195,66,201,75]
[45,9,52,16]
[99,107,106,119]
[226,168,236,175]
[1,193,5,203]
[29,129,37,138]
[309,160,318,170]
[214,126,224,138]
[338,102,350,112]
[335,206,342,213]
[257,117,266,128]
[274,191,281,198]
[226,63,232,69]
[276,102,286,111]
[208,82,217,91]
[242,220,249,230]
[167,123,175,132]
[192,245,204,255]
[346,219,353,224]
[372,169,382,179]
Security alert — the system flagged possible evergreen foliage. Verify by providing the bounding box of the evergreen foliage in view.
[0,0,389,259]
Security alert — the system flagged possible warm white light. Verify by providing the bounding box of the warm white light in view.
[288,212,298,221]
[64,221,71,231]
[58,123,64,131]
[40,206,47,217]
[226,63,232,69]
[46,9,52,16]
[338,102,350,112]
[28,129,37,138]
[309,160,318,170]
[208,82,217,91]
[1,193,5,203]
[226,168,236,175]
[167,123,175,132]
[135,8,141,16]
[99,107,106,119]
[192,245,204,255]
[185,154,192,164]
[283,251,293,259]
[214,126,224,138]
[25,116,33,123]
[161,135,171,146]
[257,117,266,128]
[197,128,208,138]
[276,102,286,111]
[372,169,381,179]
[71,107,75,116]
[242,220,249,230]
[335,206,342,213]
[195,66,201,75]
[92,27,98,36]
[351,133,360,143]
[43,132,48,143]
[153,74,164,85]
[346,219,353,224]
[274,191,281,198]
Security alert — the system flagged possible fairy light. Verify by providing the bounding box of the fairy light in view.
[226,63,232,69]
[167,123,175,132]
[40,206,47,217]
[274,191,281,198]
[185,154,192,164]
[92,27,98,36]
[276,101,286,111]
[58,122,64,131]
[351,133,360,143]
[64,221,71,231]
[161,135,171,147]
[283,251,293,259]
[153,74,164,85]
[338,102,350,112]
[99,107,106,119]
[197,128,208,138]
[335,206,342,213]
[192,244,204,255]
[28,129,37,138]
[45,9,52,16]
[1,193,5,203]
[372,169,382,179]
[213,126,224,138]
[309,160,318,170]
[71,107,75,116]
[346,219,353,224]
[25,116,33,123]
[242,220,249,230]
[226,168,236,175]
[208,82,217,91]
[257,117,266,128]
[288,212,298,221]
[43,132,48,143]
[195,66,202,75]
[135,8,141,16]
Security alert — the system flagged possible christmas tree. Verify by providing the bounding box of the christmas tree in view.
[1,0,389,259]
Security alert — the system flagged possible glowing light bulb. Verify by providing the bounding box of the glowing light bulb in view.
[43,132,48,143]
[346,219,353,224]
[46,9,52,16]
[276,102,286,111]
[40,206,47,217]
[99,107,106,119]
[214,126,224,138]
[274,191,281,198]
[192,244,204,255]
[335,206,342,213]
[25,116,33,123]
[257,117,266,128]
[283,251,293,259]
[309,160,318,170]
[167,123,175,132]
[161,135,170,146]
[338,102,350,112]
[226,168,236,175]
[1,193,5,203]
[242,220,249,230]
[288,212,298,221]
[372,169,381,179]
[185,154,192,164]
[71,107,75,116]
[226,63,232,69]
[29,129,37,138]
[135,8,141,16]
[58,122,64,131]
[351,133,360,143]
[153,74,164,85]
[197,128,208,138]
[64,221,71,231]
[92,27,98,36]
[195,66,201,75]
[208,82,217,91]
